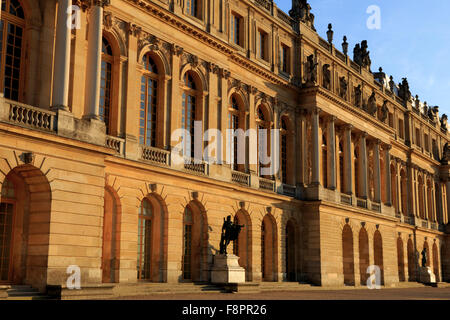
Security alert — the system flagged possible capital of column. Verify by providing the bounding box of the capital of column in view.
[326,115,337,123]
[344,124,353,132]
[357,131,368,140]
[382,143,392,151]
[92,0,110,7]
[312,107,322,116]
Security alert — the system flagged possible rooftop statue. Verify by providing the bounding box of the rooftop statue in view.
[289,0,316,30]
[353,41,371,69]
[219,215,244,255]
[398,78,412,102]
[441,114,448,133]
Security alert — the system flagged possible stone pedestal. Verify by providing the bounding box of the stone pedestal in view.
[211,254,245,284]
[419,267,436,284]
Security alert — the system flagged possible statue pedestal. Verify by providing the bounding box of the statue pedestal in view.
[211,254,245,284]
[419,267,436,284]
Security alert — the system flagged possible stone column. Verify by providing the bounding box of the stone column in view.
[84,1,109,119]
[311,108,321,185]
[52,0,72,109]
[373,140,381,203]
[344,124,353,195]
[327,116,337,190]
[358,132,368,199]
[383,145,392,206]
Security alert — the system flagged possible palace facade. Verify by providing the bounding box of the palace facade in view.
[0,0,449,295]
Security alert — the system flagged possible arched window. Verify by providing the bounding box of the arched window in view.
[427,179,433,221]
[140,54,159,147]
[137,198,153,280]
[182,206,193,280]
[228,96,242,171]
[100,37,113,134]
[418,176,425,219]
[354,147,359,197]
[280,118,288,184]
[390,163,397,211]
[182,73,199,159]
[1,177,15,199]
[400,170,407,216]
[256,106,271,178]
[0,0,25,101]
[261,221,265,277]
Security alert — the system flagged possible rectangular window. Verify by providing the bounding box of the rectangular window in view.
[258,30,268,61]
[186,0,200,19]
[281,45,290,73]
[398,119,404,139]
[432,139,438,160]
[231,14,242,47]
[388,113,394,128]
[424,133,429,152]
[415,128,421,147]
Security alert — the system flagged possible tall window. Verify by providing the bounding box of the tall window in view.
[280,45,290,73]
[0,0,25,101]
[182,207,193,280]
[339,141,344,192]
[258,30,268,61]
[261,222,265,278]
[186,0,201,19]
[228,96,241,171]
[0,177,14,282]
[280,118,288,184]
[322,133,328,188]
[256,106,271,177]
[137,199,153,280]
[182,73,198,158]
[398,119,404,139]
[100,37,113,134]
[424,133,429,152]
[231,13,242,47]
[140,54,158,147]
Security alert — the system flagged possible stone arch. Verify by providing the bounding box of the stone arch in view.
[285,217,299,282]
[103,25,127,57]
[18,0,41,26]
[102,185,122,283]
[0,164,51,291]
[359,227,370,285]
[138,46,171,77]
[261,213,277,282]
[180,65,208,92]
[407,238,416,281]
[342,224,355,286]
[233,208,252,281]
[228,89,249,113]
[182,200,208,282]
[373,230,384,285]
[397,236,406,282]
[255,101,273,123]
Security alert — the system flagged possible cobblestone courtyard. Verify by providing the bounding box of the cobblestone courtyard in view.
[111,287,450,300]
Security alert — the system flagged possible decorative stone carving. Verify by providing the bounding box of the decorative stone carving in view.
[103,11,113,29]
[20,152,35,165]
[354,84,362,108]
[388,75,395,92]
[170,43,184,57]
[367,90,377,116]
[441,114,448,133]
[126,23,141,37]
[353,40,371,69]
[304,54,318,86]
[398,78,412,102]
[289,0,316,30]
[339,76,348,99]
[441,142,450,165]
[381,100,388,122]
[322,64,331,90]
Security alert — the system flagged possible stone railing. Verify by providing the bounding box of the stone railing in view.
[403,215,415,226]
[184,159,207,175]
[430,222,438,230]
[282,184,296,197]
[254,0,271,12]
[276,8,292,26]
[231,170,250,186]
[141,145,170,166]
[421,220,429,229]
[356,198,368,209]
[6,100,56,132]
[259,177,275,192]
[371,202,381,213]
[106,136,124,155]
[340,193,352,205]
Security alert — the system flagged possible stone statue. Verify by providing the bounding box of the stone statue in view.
[322,64,331,90]
[367,90,377,116]
[398,78,412,102]
[421,248,427,268]
[353,41,371,69]
[289,0,315,30]
[388,76,395,93]
[219,215,244,254]
[441,114,448,133]
[442,142,450,165]
[427,106,436,121]
[354,84,362,108]
[339,76,348,99]
[381,100,388,122]
[304,54,318,86]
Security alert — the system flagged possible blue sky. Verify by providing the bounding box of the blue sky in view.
[276,0,450,115]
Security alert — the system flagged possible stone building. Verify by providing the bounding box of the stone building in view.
[0,0,449,295]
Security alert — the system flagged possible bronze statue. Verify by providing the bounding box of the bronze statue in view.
[421,248,427,268]
[219,215,244,255]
